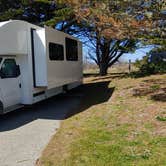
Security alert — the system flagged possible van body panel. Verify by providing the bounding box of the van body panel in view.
[0,89,4,114]
[45,26,83,89]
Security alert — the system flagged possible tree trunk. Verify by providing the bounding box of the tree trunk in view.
[99,62,108,76]
[99,44,110,75]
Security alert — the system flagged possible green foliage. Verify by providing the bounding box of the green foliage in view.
[0,8,23,21]
[134,54,166,76]
[150,85,160,91]
[45,6,75,27]
[0,0,24,21]
[156,116,166,122]
[0,0,56,24]
[156,111,166,122]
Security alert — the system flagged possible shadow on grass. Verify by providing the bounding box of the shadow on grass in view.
[83,71,149,79]
[128,71,166,78]
[83,73,99,78]
[132,78,166,102]
[84,72,129,82]
[151,93,166,102]
[0,81,114,131]
[83,71,157,80]
[66,81,114,118]
[83,72,127,78]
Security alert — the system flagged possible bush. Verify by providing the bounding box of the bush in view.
[134,55,166,76]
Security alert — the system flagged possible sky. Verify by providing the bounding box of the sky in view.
[119,45,154,62]
[83,44,154,63]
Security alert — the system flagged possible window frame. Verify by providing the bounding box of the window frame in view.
[65,37,78,61]
[49,42,64,61]
[0,58,19,79]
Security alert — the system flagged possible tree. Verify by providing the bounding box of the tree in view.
[56,0,165,75]
[86,34,137,75]
[0,0,165,75]
[0,0,57,25]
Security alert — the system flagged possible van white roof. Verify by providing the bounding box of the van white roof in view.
[0,20,34,55]
[0,21,10,27]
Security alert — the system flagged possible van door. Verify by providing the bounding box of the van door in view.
[0,57,21,108]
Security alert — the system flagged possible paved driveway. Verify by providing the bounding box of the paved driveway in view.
[0,81,112,166]
[0,92,81,166]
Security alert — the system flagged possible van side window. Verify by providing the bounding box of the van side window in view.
[49,43,64,61]
[0,58,2,63]
[65,38,78,61]
[0,59,18,78]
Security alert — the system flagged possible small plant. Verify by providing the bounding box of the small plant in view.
[156,116,166,122]
[150,85,160,91]
[141,149,152,159]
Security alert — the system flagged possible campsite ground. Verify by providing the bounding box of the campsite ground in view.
[38,66,166,166]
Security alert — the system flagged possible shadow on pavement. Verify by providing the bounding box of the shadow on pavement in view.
[0,81,114,132]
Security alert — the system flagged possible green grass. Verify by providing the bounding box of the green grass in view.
[156,111,166,121]
[38,73,166,166]
[156,116,166,122]
[40,115,166,166]
[150,85,160,91]
[59,124,166,166]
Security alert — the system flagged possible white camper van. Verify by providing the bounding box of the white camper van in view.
[0,20,82,114]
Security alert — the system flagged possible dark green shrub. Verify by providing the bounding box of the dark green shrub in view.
[134,55,166,76]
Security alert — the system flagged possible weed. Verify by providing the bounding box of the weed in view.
[156,116,166,122]
[150,85,160,91]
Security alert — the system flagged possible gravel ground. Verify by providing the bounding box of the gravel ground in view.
[0,92,81,166]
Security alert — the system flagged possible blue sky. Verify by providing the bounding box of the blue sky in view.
[120,46,154,62]
[83,44,154,63]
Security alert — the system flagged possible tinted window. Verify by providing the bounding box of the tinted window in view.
[0,58,2,63]
[65,38,78,61]
[1,59,18,78]
[49,43,64,61]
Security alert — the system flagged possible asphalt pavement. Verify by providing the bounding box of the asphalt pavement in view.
[0,92,81,166]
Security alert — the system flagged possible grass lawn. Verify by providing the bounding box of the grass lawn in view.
[37,71,166,166]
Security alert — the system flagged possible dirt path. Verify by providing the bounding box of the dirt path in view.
[0,92,81,166]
